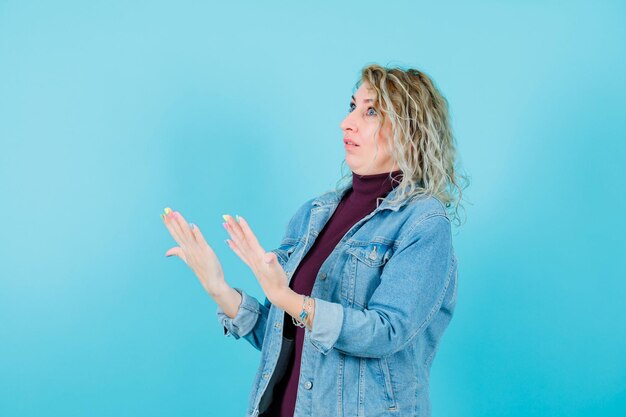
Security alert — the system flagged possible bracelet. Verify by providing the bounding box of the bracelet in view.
[292,295,313,328]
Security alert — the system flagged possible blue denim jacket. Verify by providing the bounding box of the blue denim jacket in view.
[217,181,458,417]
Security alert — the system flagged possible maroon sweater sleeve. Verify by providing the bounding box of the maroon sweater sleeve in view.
[261,170,403,417]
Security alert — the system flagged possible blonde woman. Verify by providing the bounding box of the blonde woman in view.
[161,64,467,417]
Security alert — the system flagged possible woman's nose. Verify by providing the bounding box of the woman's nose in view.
[340,113,356,133]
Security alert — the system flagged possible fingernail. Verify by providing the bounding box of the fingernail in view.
[222,222,228,230]
[222,214,230,222]
[224,239,230,245]
[161,213,165,220]
[190,223,195,230]
[164,208,172,215]
[235,214,240,222]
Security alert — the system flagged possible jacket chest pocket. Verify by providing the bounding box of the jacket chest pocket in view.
[343,242,394,308]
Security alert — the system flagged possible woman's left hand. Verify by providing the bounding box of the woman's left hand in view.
[222,214,289,304]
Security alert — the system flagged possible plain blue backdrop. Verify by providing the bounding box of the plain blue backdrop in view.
[1,1,624,416]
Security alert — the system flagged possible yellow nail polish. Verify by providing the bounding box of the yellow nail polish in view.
[222,214,230,222]
[164,208,172,215]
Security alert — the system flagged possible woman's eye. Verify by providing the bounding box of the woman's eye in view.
[348,103,377,116]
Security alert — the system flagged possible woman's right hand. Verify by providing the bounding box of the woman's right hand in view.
[161,207,226,296]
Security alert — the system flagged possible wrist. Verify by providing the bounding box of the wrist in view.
[271,288,314,330]
[206,277,229,298]
[290,294,314,330]
[269,285,293,307]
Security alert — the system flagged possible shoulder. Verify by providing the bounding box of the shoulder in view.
[294,195,318,218]
[403,194,449,223]
[398,195,452,243]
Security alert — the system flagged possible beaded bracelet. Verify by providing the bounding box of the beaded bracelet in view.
[292,295,314,328]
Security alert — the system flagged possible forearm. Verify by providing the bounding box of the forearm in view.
[209,280,243,319]
[273,287,315,331]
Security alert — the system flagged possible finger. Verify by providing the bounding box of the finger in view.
[225,238,251,267]
[223,214,245,243]
[263,251,276,264]
[237,216,264,252]
[223,215,251,254]
[172,211,194,242]
[163,210,185,247]
[190,222,206,245]
[168,211,192,248]
[165,246,187,263]
[265,251,286,279]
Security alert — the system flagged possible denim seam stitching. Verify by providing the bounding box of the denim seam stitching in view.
[392,214,452,353]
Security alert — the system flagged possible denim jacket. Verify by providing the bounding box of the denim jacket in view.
[216,181,458,417]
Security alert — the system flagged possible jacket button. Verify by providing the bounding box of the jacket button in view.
[303,380,313,390]
[263,373,270,379]
[319,272,327,280]
[275,322,281,329]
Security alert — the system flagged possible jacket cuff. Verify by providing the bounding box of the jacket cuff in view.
[216,287,261,339]
[307,298,344,355]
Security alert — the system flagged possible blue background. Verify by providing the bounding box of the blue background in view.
[1,1,624,416]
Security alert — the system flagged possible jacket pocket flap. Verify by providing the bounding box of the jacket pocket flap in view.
[346,242,393,267]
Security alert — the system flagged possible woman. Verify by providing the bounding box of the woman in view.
[161,64,467,417]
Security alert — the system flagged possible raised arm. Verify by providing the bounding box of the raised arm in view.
[215,215,303,351]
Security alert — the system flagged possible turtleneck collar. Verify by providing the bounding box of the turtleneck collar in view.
[351,169,403,199]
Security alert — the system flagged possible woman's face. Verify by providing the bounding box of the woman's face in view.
[340,82,398,175]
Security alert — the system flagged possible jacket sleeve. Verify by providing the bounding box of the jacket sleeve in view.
[216,208,306,351]
[216,287,271,351]
[306,214,456,358]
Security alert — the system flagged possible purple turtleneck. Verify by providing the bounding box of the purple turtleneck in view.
[260,169,403,417]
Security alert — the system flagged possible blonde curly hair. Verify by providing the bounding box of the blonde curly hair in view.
[335,63,469,226]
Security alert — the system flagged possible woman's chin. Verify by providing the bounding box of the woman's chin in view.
[345,160,358,173]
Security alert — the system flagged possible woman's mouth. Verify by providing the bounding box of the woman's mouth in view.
[344,139,359,149]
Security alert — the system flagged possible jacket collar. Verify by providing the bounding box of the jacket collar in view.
[312,179,408,212]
